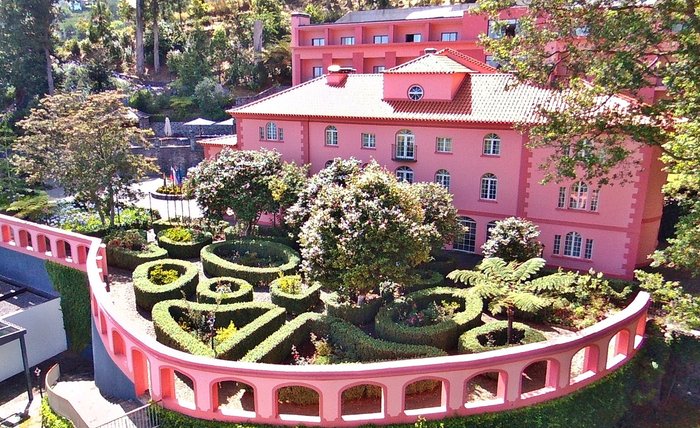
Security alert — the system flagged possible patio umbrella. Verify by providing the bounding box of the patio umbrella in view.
[164,117,173,137]
[215,118,234,126]
[183,118,215,136]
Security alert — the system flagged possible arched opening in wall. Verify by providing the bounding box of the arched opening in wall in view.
[76,245,88,264]
[569,345,599,384]
[54,239,67,259]
[1,225,14,244]
[173,370,196,409]
[17,230,30,249]
[277,385,320,420]
[465,371,506,407]
[214,380,255,417]
[36,234,49,253]
[607,329,631,369]
[98,311,107,334]
[132,349,152,398]
[634,316,646,349]
[404,378,445,414]
[521,359,558,398]
[340,384,383,419]
[111,330,125,356]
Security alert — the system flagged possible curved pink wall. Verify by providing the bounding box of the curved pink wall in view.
[0,214,651,427]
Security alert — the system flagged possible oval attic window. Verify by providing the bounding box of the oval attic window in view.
[407,85,424,101]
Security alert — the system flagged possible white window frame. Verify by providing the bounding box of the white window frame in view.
[441,31,458,41]
[325,126,338,146]
[486,221,497,241]
[311,38,325,46]
[372,65,385,73]
[340,36,355,45]
[312,66,323,78]
[557,186,567,208]
[265,122,278,140]
[396,166,414,183]
[584,239,594,259]
[569,182,588,210]
[435,169,450,190]
[480,173,498,200]
[407,85,424,101]
[553,234,562,254]
[373,35,389,44]
[395,130,415,159]
[361,133,376,149]
[405,33,422,42]
[454,217,476,252]
[488,19,519,39]
[564,232,582,257]
[436,137,452,153]
[483,133,501,155]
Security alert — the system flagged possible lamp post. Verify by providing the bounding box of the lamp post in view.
[34,367,43,400]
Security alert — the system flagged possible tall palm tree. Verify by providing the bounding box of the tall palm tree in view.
[448,257,572,344]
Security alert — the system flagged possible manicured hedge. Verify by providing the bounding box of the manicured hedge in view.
[41,397,73,428]
[423,250,458,275]
[200,239,300,286]
[157,229,212,259]
[324,293,384,326]
[106,242,168,270]
[152,219,185,234]
[196,276,254,304]
[375,287,483,351]
[242,313,446,364]
[45,261,91,353]
[224,226,297,249]
[152,300,286,360]
[269,276,322,315]
[458,321,547,354]
[403,269,444,294]
[132,259,199,312]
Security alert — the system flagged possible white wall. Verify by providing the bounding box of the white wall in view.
[0,298,67,382]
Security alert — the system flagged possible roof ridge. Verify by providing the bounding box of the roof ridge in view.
[228,76,325,113]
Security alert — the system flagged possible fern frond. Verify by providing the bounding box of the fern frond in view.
[511,258,546,282]
[447,270,486,286]
[510,292,549,314]
[528,273,574,293]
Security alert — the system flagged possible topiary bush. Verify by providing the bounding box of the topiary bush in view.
[132,259,199,312]
[106,229,168,270]
[157,227,212,259]
[196,276,254,304]
[458,320,547,354]
[375,287,483,351]
[323,293,384,326]
[200,239,300,286]
[269,275,322,315]
[152,300,286,360]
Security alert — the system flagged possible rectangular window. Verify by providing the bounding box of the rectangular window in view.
[488,19,518,39]
[259,127,264,140]
[278,128,284,141]
[405,33,422,42]
[485,55,500,68]
[373,35,389,44]
[441,32,458,41]
[372,65,385,73]
[340,36,355,45]
[553,235,561,255]
[436,137,452,153]
[584,239,594,259]
[558,187,566,208]
[361,133,376,149]
[590,189,600,211]
[311,38,325,46]
[312,66,323,78]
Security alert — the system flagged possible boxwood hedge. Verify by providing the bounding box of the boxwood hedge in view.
[132,259,199,312]
[269,276,322,315]
[458,321,547,354]
[106,242,168,270]
[375,287,483,351]
[324,293,384,326]
[224,226,298,249]
[200,240,300,286]
[152,300,286,360]
[152,219,185,234]
[157,229,213,259]
[196,276,254,304]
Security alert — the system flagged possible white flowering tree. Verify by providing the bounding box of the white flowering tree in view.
[481,217,543,262]
[298,161,457,302]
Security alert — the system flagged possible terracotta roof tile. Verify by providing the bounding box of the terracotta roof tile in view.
[385,54,476,74]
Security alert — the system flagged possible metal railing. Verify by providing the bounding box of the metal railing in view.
[95,402,161,428]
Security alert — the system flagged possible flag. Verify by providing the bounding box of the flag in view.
[176,166,184,187]
[170,166,176,185]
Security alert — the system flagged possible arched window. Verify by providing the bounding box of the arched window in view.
[395,130,415,160]
[435,169,450,190]
[396,166,414,183]
[483,133,501,155]
[564,232,582,257]
[325,126,338,146]
[454,217,476,252]
[480,173,498,200]
[569,182,588,209]
[486,220,498,240]
[266,122,278,140]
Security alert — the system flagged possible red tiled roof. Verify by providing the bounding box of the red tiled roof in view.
[385,54,476,74]
[198,135,237,146]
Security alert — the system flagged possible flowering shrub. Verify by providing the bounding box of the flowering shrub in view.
[291,333,338,365]
[106,229,147,251]
[398,300,461,327]
[148,264,180,285]
[275,275,302,294]
[161,227,195,242]
[481,217,544,262]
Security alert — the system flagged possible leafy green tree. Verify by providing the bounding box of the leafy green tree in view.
[448,257,571,344]
[411,182,463,253]
[193,78,228,119]
[167,25,212,94]
[0,122,24,208]
[13,91,155,226]
[263,38,292,86]
[482,217,543,262]
[476,0,700,275]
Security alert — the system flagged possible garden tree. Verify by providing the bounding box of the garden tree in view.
[193,78,228,120]
[0,0,56,111]
[411,182,463,253]
[298,162,453,302]
[263,38,292,86]
[448,257,572,344]
[167,25,212,94]
[481,217,544,262]
[135,0,145,75]
[210,26,231,84]
[476,0,700,275]
[151,0,160,73]
[252,0,288,46]
[268,161,309,226]
[0,123,23,208]
[82,0,123,91]
[190,148,297,233]
[13,91,155,226]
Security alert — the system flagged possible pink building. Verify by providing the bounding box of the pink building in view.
[216,49,665,279]
[290,4,527,85]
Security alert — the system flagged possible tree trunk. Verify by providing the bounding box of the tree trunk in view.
[152,0,160,74]
[44,45,54,95]
[507,306,514,344]
[135,0,145,76]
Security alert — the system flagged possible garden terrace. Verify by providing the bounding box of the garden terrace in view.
[0,214,651,426]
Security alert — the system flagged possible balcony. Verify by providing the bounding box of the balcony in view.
[392,143,417,162]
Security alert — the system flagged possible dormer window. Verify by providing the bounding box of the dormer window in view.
[407,85,424,101]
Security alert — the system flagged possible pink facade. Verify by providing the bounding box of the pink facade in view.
[0,214,653,426]
[291,5,527,85]
[227,50,666,279]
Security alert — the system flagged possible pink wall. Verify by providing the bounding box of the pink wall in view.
[383,73,466,101]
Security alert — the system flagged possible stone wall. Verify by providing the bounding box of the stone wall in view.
[150,122,235,137]
[133,138,205,172]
